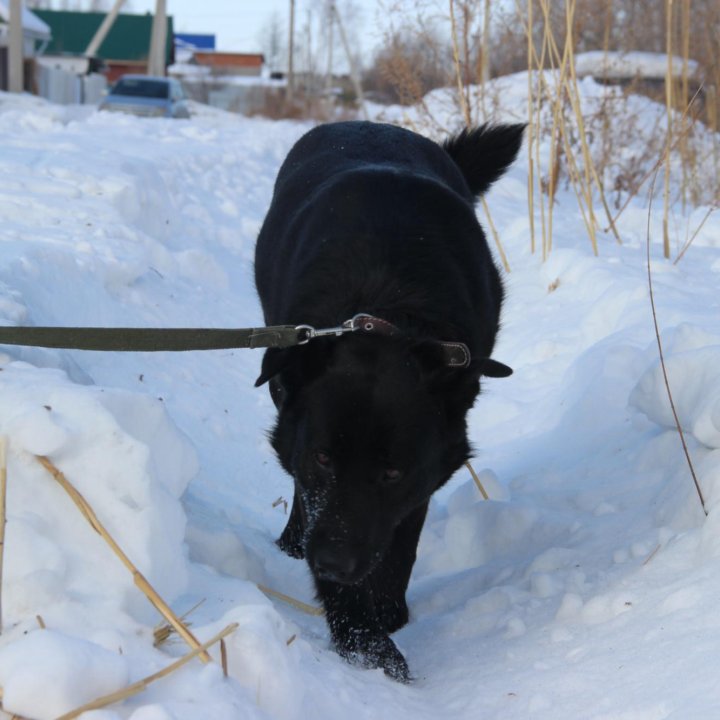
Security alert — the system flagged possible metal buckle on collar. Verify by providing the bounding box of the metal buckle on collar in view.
[295,317,358,345]
[294,314,471,369]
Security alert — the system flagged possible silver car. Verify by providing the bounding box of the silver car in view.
[99,75,191,118]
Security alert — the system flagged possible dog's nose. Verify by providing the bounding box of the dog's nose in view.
[312,546,359,583]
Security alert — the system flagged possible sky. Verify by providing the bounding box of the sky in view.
[129,0,381,58]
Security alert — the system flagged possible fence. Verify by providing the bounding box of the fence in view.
[35,64,107,105]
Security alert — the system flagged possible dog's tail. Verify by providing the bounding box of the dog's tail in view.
[442,123,525,199]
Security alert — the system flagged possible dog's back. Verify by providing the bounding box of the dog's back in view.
[255,121,523,361]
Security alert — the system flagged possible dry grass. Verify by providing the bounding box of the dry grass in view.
[153,599,206,649]
[645,172,707,516]
[0,437,6,635]
[464,460,490,500]
[0,451,239,718]
[372,0,719,263]
[257,583,324,616]
[55,623,239,720]
[35,455,211,662]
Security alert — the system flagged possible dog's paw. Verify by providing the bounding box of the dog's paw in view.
[338,632,410,683]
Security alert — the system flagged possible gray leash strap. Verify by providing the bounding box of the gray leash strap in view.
[0,325,305,352]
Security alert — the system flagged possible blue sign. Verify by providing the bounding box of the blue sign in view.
[174,33,216,51]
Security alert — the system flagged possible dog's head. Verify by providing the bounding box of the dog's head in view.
[256,333,510,584]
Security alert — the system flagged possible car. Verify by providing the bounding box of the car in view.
[98,75,191,119]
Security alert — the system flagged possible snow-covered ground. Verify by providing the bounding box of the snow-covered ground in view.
[0,79,719,720]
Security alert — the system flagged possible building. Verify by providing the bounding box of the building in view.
[0,1,51,90]
[192,52,264,78]
[34,9,174,83]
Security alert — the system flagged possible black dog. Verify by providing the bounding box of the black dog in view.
[254,121,523,681]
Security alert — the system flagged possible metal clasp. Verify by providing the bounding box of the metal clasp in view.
[295,317,357,345]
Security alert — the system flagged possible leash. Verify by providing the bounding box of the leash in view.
[0,315,385,352]
[0,313,471,367]
[0,324,305,352]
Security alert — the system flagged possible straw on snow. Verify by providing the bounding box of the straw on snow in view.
[35,455,212,662]
[464,460,490,501]
[55,623,238,720]
[153,599,205,648]
[257,584,324,616]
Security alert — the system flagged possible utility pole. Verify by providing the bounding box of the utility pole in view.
[85,0,126,58]
[8,0,23,93]
[286,0,295,107]
[332,2,367,119]
[324,1,334,99]
[147,0,167,76]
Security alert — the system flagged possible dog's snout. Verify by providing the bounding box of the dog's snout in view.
[312,545,360,583]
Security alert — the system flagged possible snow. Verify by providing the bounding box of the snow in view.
[0,79,719,720]
[0,629,129,720]
[631,345,720,450]
[574,51,700,81]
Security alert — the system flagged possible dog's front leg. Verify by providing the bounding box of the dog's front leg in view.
[277,490,305,559]
[315,577,410,682]
[370,501,429,633]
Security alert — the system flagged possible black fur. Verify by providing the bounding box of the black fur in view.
[254,120,523,681]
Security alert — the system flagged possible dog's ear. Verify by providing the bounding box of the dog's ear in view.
[255,347,295,387]
[255,340,335,390]
[479,358,513,378]
[443,123,525,199]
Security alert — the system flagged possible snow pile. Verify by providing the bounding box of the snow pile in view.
[631,345,720,451]
[574,50,700,80]
[0,629,129,720]
[0,357,196,620]
[0,83,719,719]
[0,357,196,719]
[370,70,720,211]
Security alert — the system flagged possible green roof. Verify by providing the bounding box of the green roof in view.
[34,9,173,63]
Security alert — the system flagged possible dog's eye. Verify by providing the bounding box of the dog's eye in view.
[314,450,332,468]
[383,468,402,483]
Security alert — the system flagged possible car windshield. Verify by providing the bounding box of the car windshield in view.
[111,79,169,99]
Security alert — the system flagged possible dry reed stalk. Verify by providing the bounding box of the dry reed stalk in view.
[518,0,603,256]
[153,598,205,648]
[35,455,211,662]
[679,0,689,208]
[542,0,620,249]
[0,437,6,635]
[449,0,471,126]
[220,638,228,678]
[480,197,511,273]
[460,3,472,121]
[643,544,662,566]
[525,0,537,255]
[534,13,550,260]
[55,623,239,720]
[536,0,562,259]
[464,460,489,500]
[449,0,510,273]
[561,0,602,253]
[605,91,703,231]
[645,173,706,516]
[36,615,46,630]
[257,583,324,616]
[673,205,717,265]
[479,0,491,117]
[662,0,674,259]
